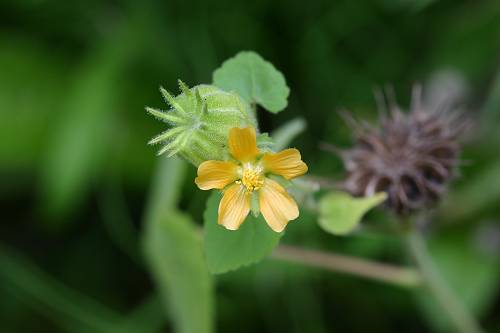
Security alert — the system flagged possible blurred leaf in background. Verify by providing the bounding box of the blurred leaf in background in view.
[38,14,146,225]
[416,224,500,332]
[143,157,214,333]
[0,40,67,174]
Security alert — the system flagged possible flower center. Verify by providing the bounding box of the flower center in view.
[237,164,264,192]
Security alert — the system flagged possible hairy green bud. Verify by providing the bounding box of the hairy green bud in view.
[147,81,258,166]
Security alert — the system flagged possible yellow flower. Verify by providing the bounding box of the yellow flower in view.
[195,127,308,232]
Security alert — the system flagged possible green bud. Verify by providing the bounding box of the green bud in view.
[147,81,257,166]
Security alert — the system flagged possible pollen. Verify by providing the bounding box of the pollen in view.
[237,165,264,192]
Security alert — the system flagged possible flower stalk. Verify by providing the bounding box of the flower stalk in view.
[273,244,422,288]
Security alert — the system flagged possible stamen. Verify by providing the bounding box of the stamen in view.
[240,164,264,192]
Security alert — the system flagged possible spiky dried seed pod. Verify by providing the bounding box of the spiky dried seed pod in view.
[333,86,468,215]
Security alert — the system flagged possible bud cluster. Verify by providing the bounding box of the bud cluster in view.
[147,81,257,166]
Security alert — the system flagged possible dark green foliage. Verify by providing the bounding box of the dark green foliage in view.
[1,0,500,332]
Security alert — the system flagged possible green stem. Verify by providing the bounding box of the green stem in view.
[272,244,422,288]
[405,228,483,333]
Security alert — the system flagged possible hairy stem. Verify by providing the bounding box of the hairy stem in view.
[405,228,483,333]
[272,244,422,288]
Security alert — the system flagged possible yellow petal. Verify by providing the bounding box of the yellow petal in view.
[218,184,250,230]
[261,148,308,180]
[228,127,259,162]
[195,160,239,190]
[259,178,299,232]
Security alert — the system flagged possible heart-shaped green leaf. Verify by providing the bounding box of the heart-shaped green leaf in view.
[213,51,289,113]
[319,191,387,235]
[203,192,282,274]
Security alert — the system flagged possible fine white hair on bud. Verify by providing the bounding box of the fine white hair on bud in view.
[147,81,257,166]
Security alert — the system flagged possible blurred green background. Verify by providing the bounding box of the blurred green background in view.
[2,0,500,332]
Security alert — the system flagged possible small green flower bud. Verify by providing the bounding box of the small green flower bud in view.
[147,81,257,166]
